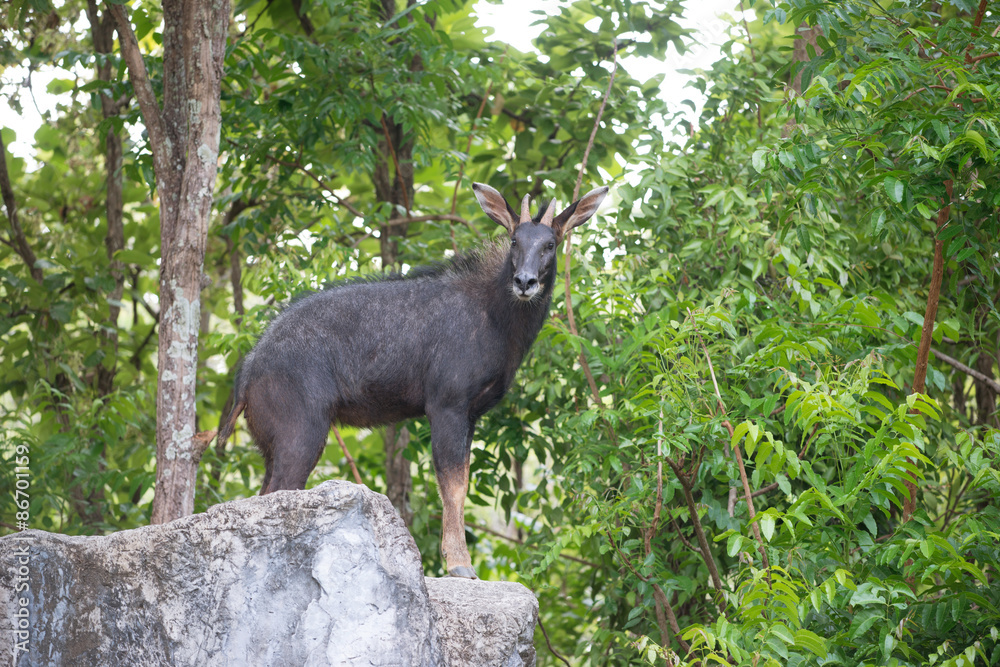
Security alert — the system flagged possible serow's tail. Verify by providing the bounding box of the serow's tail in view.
[217,397,246,450]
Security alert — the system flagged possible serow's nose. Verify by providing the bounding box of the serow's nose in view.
[514,274,538,292]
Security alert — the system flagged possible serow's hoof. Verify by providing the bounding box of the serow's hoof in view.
[448,565,478,579]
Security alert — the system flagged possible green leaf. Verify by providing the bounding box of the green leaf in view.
[870,208,887,235]
[883,176,904,203]
[777,474,791,495]
[883,633,896,660]
[849,583,885,607]
[794,629,828,657]
[760,514,776,542]
[727,533,744,557]
[115,249,156,266]
[46,78,75,95]
[731,420,749,450]
[851,611,881,640]
[770,623,795,645]
[752,148,767,173]
[863,512,877,536]
[955,245,978,263]
[964,129,988,158]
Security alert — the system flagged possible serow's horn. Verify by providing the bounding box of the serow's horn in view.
[540,200,556,227]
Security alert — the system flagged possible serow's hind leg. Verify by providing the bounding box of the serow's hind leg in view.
[430,408,477,579]
[246,405,275,495]
[260,462,273,495]
[261,418,330,493]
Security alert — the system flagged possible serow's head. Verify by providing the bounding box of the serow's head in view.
[472,183,609,302]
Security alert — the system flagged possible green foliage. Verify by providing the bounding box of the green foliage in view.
[2,0,999,665]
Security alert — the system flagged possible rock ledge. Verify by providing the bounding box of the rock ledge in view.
[0,481,537,666]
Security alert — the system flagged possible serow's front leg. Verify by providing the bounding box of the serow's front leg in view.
[430,409,477,579]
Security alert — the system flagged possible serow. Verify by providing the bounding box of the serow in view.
[218,182,609,578]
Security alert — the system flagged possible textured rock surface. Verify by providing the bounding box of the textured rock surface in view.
[0,481,537,666]
[426,578,538,667]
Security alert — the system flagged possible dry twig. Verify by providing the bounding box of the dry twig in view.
[563,41,618,408]
[332,426,363,486]
[537,617,573,667]
[691,311,771,571]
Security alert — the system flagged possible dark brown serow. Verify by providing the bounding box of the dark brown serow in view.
[218,182,610,578]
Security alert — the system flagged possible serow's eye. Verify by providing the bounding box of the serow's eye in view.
[547,242,555,250]
[511,238,517,246]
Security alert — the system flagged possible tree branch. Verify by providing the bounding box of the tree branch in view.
[606,533,691,653]
[0,132,43,284]
[536,617,572,667]
[130,322,157,369]
[450,53,505,250]
[237,0,275,38]
[571,61,616,202]
[965,1,991,64]
[136,293,160,322]
[261,149,475,237]
[932,347,1000,393]
[668,514,699,553]
[378,114,412,217]
[905,179,952,521]
[693,317,771,571]
[461,519,600,569]
[263,151,367,219]
[464,94,532,126]
[563,43,618,409]
[290,0,316,37]
[222,197,253,325]
[972,0,988,29]
[664,455,725,593]
[451,66,502,215]
[529,79,586,200]
[747,425,818,500]
[106,3,167,175]
[968,51,999,63]
[383,213,471,228]
[448,90,490,251]
[332,425,363,485]
[738,0,757,64]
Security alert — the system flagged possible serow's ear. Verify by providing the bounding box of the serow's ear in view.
[551,186,610,242]
[472,183,520,233]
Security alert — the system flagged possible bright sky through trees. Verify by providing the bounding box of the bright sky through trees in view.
[477,0,744,142]
[2,0,742,162]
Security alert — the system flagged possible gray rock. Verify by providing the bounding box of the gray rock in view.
[426,578,538,667]
[0,481,537,666]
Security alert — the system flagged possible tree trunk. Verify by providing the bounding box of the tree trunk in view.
[790,24,822,94]
[974,305,999,428]
[214,200,250,476]
[57,0,129,530]
[903,180,951,522]
[375,129,415,523]
[111,0,230,524]
[384,423,413,526]
[88,0,126,399]
[974,349,998,427]
[782,23,823,137]
[370,0,419,525]
[0,135,42,285]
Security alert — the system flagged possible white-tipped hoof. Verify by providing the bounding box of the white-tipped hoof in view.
[448,565,478,579]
